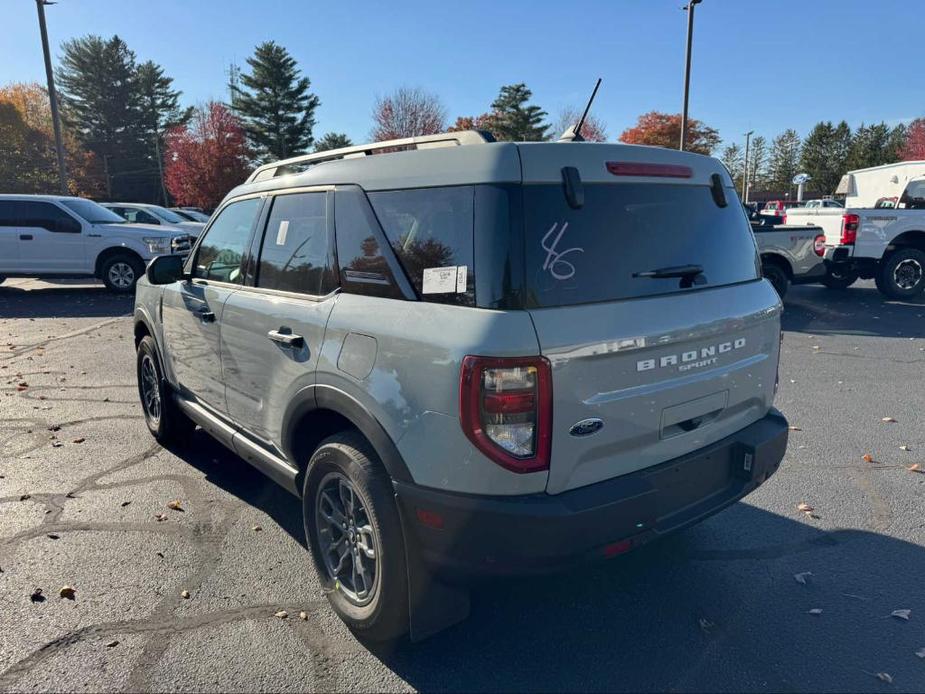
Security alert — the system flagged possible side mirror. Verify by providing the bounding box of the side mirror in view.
[54,217,81,234]
[146,254,185,285]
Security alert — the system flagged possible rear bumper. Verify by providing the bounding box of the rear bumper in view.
[824,245,854,263]
[394,409,788,577]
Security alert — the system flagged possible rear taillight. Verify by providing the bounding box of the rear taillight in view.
[459,356,552,473]
[813,234,825,256]
[606,162,693,178]
[841,214,859,245]
[781,213,787,225]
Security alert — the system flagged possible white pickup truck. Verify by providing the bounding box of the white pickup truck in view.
[784,162,925,299]
[0,195,194,292]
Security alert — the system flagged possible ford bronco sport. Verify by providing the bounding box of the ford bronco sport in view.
[133,131,789,640]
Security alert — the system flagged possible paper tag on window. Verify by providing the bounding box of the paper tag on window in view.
[422,266,467,294]
[276,220,289,246]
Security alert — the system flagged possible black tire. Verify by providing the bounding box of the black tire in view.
[303,432,409,641]
[136,335,194,444]
[0,276,5,285]
[762,263,789,299]
[820,266,859,290]
[877,247,925,299]
[101,252,144,293]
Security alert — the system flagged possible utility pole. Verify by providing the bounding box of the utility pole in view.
[679,0,702,151]
[35,0,68,194]
[742,130,754,202]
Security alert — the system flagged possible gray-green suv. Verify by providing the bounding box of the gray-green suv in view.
[133,131,789,640]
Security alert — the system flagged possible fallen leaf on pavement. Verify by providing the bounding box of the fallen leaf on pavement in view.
[808,608,823,615]
[71,437,85,444]
[120,501,131,507]
[59,585,76,600]
[274,610,288,619]
[789,426,802,431]
[900,445,911,451]
[252,525,262,532]
[46,533,59,540]
[105,640,119,648]
[908,464,923,474]
[797,502,814,512]
[180,590,190,599]
[870,672,893,684]
[863,453,875,463]
[153,513,168,522]
[882,417,897,423]
[51,442,63,448]
[891,609,911,620]
[30,588,45,603]
[19,494,31,501]
[166,500,184,512]
[794,572,812,585]
[299,611,308,620]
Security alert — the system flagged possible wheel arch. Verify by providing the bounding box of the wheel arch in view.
[282,385,413,487]
[886,230,925,255]
[761,252,793,278]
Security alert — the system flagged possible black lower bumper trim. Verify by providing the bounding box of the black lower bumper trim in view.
[394,409,788,576]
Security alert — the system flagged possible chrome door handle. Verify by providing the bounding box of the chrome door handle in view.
[267,329,304,347]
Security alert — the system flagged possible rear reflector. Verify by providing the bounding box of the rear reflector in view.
[813,234,826,256]
[603,539,633,557]
[416,509,444,529]
[606,161,693,178]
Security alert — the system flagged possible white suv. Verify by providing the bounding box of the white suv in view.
[0,195,193,292]
[102,202,205,235]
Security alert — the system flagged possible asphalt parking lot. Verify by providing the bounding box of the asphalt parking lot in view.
[1,277,924,693]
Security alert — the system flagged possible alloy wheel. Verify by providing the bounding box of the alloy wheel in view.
[108,262,135,289]
[140,354,161,425]
[893,258,923,291]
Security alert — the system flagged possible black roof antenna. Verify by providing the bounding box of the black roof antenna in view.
[559,78,602,142]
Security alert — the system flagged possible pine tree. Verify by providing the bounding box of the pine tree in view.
[314,132,353,152]
[747,135,769,191]
[56,35,144,198]
[232,41,319,161]
[485,83,549,142]
[768,129,801,193]
[721,143,744,192]
[136,61,192,204]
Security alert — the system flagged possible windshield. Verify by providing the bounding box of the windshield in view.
[60,199,126,224]
[147,205,187,224]
[523,183,760,307]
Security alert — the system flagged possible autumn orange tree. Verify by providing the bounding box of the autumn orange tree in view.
[164,102,251,211]
[619,111,720,155]
[900,118,925,161]
[371,87,446,141]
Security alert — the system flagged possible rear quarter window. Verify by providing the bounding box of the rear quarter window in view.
[523,183,759,307]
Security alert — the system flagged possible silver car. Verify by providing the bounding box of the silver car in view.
[133,131,788,641]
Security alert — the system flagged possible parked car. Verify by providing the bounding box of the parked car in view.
[133,131,788,640]
[0,195,194,291]
[760,199,805,216]
[749,209,826,297]
[803,198,843,209]
[169,207,211,223]
[103,202,205,235]
[785,163,925,298]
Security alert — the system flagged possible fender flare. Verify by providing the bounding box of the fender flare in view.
[132,307,168,376]
[281,384,413,484]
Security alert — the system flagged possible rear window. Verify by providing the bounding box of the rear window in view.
[523,183,759,307]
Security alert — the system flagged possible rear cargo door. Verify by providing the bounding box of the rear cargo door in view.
[517,145,781,494]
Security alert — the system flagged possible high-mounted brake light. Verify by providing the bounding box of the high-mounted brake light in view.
[606,162,693,178]
[841,213,859,245]
[459,356,552,474]
[813,234,826,257]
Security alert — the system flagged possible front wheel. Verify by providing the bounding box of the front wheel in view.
[303,432,409,641]
[820,266,859,290]
[877,248,925,299]
[136,336,194,444]
[101,253,144,293]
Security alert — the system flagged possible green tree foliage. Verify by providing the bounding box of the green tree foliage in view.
[314,132,353,152]
[799,121,851,194]
[747,135,769,190]
[484,83,549,142]
[846,122,906,170]
[721,142,744,192]
[232,41,319,161]
[767,129,801,193]
[0,101,58,193]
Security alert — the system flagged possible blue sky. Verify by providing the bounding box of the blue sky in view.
[3,0,921,149]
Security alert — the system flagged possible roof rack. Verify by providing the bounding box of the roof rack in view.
[245,130,493,183]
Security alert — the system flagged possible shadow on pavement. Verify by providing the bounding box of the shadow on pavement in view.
[0,284,133,319]
[170,431,925,693]
[783,283,925,338]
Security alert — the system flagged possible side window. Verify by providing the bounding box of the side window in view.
[256,192,334,295]
[18,202,74,232]
[193,197,261,283]
[334,186,404,299]
[0,201,17,226]
[136,210,160,225]
[368,186,475,306]
[900,180,925,209]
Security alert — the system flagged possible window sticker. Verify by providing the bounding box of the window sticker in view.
[422,266,467,294]
[275,220,289,246]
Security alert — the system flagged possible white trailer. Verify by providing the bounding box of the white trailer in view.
[838,160,925,209]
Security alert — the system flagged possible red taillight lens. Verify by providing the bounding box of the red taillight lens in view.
[841,214,859,244]
[813,234,826,256]
[459,355,552,474]
[606,162,693,178]
[782,213,787,225]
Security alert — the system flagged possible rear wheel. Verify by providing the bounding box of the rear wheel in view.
[821,265,858,290]
[762,262,789,299]
[101,253,144,293]
[877,247,925,299]
[303,432,409,641]
[136,336,194,444]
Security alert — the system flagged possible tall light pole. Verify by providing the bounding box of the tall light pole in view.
[679,0,702,151]
[35,0,68,194]
[742,130,754,202]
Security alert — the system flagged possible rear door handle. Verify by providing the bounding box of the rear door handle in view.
[19,234,33,240]
[267,329,304,347]
[197,308,215,323]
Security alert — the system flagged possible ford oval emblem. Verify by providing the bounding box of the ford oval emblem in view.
[569,418,604,437]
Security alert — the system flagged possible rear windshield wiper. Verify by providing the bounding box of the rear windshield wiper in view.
[632,264,704,280]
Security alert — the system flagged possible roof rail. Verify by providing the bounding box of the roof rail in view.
[245,130,493,183]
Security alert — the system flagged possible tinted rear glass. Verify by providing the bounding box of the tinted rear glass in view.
[523,183,759,307]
